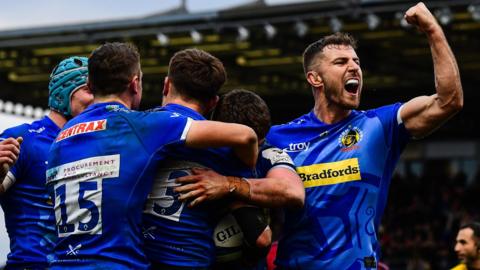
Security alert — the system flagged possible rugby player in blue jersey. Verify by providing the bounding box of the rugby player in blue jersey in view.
[208,89,305,270]
[265,3,463,269]
[46,43,258,270]
[142,49,301,270]
[0,56,93,269]
[170,88,305,269]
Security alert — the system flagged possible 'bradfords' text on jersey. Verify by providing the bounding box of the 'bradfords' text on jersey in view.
[56,120,107,142]
[296,158,361,188]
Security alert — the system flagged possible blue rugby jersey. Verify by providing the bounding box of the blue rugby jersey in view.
[266,103,410,270]
[0,117,59,269]
[143,103,254,268]
[46,102,191,270]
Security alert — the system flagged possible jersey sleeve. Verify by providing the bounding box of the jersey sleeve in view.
[132,111,192,154]
[265,126,285,150]
[256,145,296,177]
[370,102,410,156]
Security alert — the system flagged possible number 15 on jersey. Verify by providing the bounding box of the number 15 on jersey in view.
[46,155,120,237]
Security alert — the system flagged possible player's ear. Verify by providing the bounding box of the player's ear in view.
[163,77,170,97]
[206,95,219,114]
[306,71,323,89]
[128,72,142,96]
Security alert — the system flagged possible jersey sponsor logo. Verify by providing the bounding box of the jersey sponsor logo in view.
[261,147,294,166]
[288,118,306,125]
[56,119,107,142]
[283,142,310,152]
[28,126,46,133]
[66,244,82,256]
[296,158,361,188]
[105,104,130,113]
[338,126,362,151]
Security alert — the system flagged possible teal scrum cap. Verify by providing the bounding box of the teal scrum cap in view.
[48,56,88,117]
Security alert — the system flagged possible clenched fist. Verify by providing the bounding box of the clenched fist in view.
[404,2,441,34]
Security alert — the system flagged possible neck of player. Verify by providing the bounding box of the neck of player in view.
[48,111,68,129]
[313,100,351,125]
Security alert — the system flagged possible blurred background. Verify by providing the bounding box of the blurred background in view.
[0,0,479,269]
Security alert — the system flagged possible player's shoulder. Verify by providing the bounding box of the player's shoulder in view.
[0,117,51,140]
[1,122,30,139]
[101,104,181,126]
[450,263,467,270]
[135,106,187,120]
[363,102,403,118]
[268,112,313,140]
[272,112,313,129]
[258,142,295,169]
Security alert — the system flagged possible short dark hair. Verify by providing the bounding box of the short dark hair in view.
[168,48,226,103]
[88,42,141,95]
[303,32,357,74]
[212,89,270,140]
[460,222,480,242]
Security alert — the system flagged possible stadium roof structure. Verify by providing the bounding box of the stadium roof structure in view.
[0,0,478,138]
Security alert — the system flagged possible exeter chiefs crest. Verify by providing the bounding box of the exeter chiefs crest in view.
[338,126,363,148]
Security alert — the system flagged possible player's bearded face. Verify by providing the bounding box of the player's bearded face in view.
[317,45,363,110]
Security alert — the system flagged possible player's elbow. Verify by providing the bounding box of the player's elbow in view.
[283,183,305,209]
[240,127,258,147]
[255,227,272,249]
[440,86,463,114]
[290,189,305,209]
[238,128,258,168]
[450,92,464,112]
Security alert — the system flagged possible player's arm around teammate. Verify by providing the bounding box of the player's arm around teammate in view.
[177,166,304,209]
[185,121,258,169]
[400,2,463,138]
[175,89,304,209]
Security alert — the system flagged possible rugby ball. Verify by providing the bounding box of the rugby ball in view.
[213,213,244,263]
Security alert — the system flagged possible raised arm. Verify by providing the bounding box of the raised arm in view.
[400,2,463,138]
[185,120,258,168]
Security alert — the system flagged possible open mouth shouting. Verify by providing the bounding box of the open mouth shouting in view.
[344,78,360,94]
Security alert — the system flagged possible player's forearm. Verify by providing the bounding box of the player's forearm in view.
[427,25,463,112]
[249,178,304,208]
[186,121,258,168]
[228,176,304,208]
